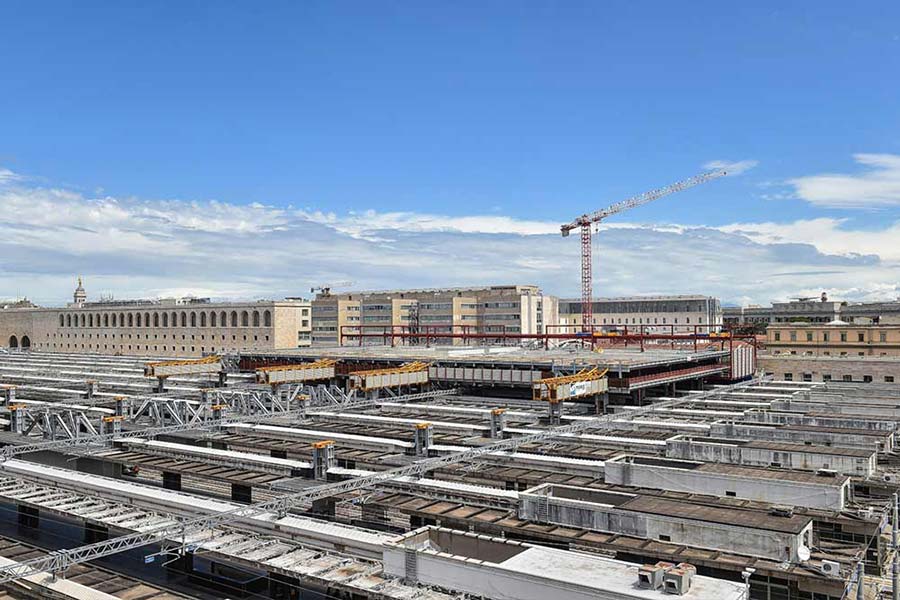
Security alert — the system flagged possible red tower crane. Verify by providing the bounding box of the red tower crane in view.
[561,169,727,331]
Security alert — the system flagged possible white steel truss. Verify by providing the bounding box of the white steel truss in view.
[0,388,459,460]
[0,380,759,582]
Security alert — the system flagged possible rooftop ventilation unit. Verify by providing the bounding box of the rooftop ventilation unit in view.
[770,505,794,518]
[663,563,696,595]
[816,468,838,477]
[638,563,670,590]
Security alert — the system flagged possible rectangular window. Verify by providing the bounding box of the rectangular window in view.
[843,374,852,382]
[858,332,865,342]
[783,373,793,381]
[823,374,832,382]
[887,376,895,383]
[803,373,812,382]
[774,332,781,341]
[863,375,873,383]
[789,331,797,341]
[806,332,813,342]
[840,332,847,342]
[823,332,829,342]
[880,332,888,342]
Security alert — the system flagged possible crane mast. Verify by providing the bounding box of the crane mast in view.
[561,169,727,331]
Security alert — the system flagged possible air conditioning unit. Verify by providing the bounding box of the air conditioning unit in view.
[663,566,694,595]
[820,560,841,577]
[770,505,794,518]
[638,565,666,590]
[638,562,675,590]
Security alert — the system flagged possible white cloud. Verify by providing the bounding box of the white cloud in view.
[0,176,898,307]
[788,153,900,208]
[0,168,23,184]
[718,217,900,261]
[703,159,759,175]
[298,209,560,239]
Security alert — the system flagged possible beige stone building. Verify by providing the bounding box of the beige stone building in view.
[0,280,312,357]
[311,285,557,346]
[558,295,722,333]
[765,322,900,358]
[760,322,900,384]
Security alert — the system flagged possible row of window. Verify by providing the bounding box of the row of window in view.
[772,350,892,357]
[593,316,703,325]
[59,309,273,329]
[775,331,890,343]
[781,372,894,383]
[564,302,711,314]
[50,332,268,342]
[34,342,251,353]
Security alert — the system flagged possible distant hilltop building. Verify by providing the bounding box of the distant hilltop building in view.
[724,294,900,331]
[0,298,37,310]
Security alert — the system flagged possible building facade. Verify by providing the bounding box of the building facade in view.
[764,323,900,358]
[723,305,777,331]
[311,285,558,346]
[0,281,312,357]
[759,322,900,384]
[558,295,722,333]
[724,297,900,330]
[758,355,900,384]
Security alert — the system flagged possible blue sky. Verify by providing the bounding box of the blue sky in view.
[2,2,900,305]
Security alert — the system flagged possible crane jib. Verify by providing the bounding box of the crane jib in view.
[559,168,727,329]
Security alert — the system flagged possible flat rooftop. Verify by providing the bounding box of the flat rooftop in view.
[618,456,852,485]
[679,437,876,457]
[242,345,730,371]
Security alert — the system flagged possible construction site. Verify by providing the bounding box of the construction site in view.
[0,170,897,600]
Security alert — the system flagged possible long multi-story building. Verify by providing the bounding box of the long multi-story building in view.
[760,322,900,383]
[558,295,722,333]
[724,296,900,330]
[724,295,845,330]
[0,279,312,356]
[311,285,557,346]
[765,322,900,358]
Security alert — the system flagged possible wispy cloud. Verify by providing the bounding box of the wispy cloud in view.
[0,172,898,307]
[788,153,900,208]
[0,168,23,185]
[297,209,560,240]
[703,159,759,175]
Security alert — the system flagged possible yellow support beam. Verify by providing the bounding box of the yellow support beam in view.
[145,355,221,369]
[533,367,609,401]
[348,361,430,378]
[257,358,338,374]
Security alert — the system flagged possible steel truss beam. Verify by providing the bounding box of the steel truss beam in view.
[0,381,759,582]
[0,388,459,461]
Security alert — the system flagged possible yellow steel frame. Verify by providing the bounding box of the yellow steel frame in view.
[348,361,430,378]
[532,367,609,401]
[145,355,221,369]
[257,358,338,373]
